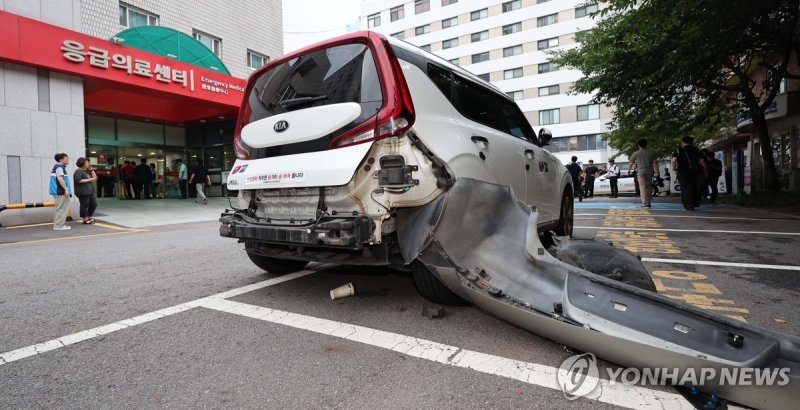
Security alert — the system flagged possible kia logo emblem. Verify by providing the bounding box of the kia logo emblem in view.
[274,120,289,133]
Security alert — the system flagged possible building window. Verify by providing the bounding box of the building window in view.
[449,58,460,66]
[502,22,522,35]
[415,24,431,35]
[119,3,158,27]
[442,38,459,49]
[471,8,488,21]
[247,50,269,69]
[415,0,431,14]
[368,13,381,28]
[193,31,221,57]
[537,13,558,27]
[471,52,490,64]
[504,67,523,79]
[471,30,489,43]
[538,61,559,73]
[537,37,559,50]
[537,0,552,3]
[442,16,458,28]
[577,104,600,121]
[539,108,560,125]
[503,45,523,57]
[538,84,560,96]
[391,31,406,40]
[442,0,458,5]
[502,0,521,12]
[576,3,599,18]
[477,73,490,81]
[390,5,405,22]
[508,90,524,100]
[575,30,590,43]
[421,44,432,52]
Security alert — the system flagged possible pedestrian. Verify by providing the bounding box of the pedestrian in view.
[583,159,598,198]
[49,153,73,231]
[628,138,660,208]
[104,157,117,198]
[177,158,188,199]
[73,157,98,225]
[134,158,152,199]
[189,158,211,204]
[629,162,640,197]
[607,159,621,198]
[565,156,583,202]
[121,160,136,199]
[671,136,706,211]
[705,151,723,204]
[150,163,159,198]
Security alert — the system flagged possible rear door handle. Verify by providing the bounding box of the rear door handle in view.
[471,136,489,147]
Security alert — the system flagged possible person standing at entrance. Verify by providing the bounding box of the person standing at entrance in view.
[134,158,153,199]
[565,156,583,202]
[705,151,723,204]
[629,138,660,208]
[671,136,706,211]
[607,159,621,198]
[177,159,188,199]
[189,158,210,204]
[583,160,598,198]
[73,157,98,224]
[121,161,136,199]
[49,153,72,231]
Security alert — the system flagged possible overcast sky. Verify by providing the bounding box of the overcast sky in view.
[282,0,364,53]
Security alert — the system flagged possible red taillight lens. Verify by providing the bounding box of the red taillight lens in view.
[233,104,252,159]
[331,33,415,148]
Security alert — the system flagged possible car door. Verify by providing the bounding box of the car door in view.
[451,74,527,199]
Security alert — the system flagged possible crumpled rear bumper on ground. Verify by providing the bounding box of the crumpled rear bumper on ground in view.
[396,178,799,410]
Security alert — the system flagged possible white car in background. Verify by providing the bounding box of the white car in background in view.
[592,174,638,196]
[220,31,572,304]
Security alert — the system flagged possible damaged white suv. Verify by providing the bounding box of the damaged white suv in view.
[221,31,573,304]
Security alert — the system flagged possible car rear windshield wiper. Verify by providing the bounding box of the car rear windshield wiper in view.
[279,95,328,110]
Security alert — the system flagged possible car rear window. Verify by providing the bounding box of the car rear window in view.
[243,43,384,157]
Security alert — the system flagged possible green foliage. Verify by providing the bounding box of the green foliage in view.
[552,0,800,189]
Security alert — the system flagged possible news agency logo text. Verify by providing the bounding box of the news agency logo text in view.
[557,353,791,400]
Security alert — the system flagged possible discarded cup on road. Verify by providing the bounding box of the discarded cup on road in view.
[330,283,355,300]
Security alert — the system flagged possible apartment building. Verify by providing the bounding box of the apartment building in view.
[0,0,281,224]
[361,0,618,165]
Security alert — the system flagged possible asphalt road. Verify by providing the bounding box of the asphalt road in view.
[0,198,798,409]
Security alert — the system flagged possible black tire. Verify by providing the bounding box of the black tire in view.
[555,187,574,237]
[246,252,309,275]
[411,260,468,306]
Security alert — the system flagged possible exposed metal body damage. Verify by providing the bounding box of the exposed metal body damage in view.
[397,178,799,410]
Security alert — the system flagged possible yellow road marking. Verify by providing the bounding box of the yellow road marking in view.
[0,230,143,246]
[2,223,53,229]
[93,222,146,232]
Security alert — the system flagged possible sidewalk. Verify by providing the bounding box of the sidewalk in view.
[92,197,230,228]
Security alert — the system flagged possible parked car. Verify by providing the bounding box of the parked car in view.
[220,31,572,303]
[592,174,638,196]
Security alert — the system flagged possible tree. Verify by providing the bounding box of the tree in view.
[553,0,800,192]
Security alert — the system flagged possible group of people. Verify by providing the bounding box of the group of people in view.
[566,157,624,202]
[49,153,214,231]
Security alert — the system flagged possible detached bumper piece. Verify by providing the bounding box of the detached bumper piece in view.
[396,178,799,410]
[220,212,373,250]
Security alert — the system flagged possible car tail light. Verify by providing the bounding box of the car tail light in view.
[233,103,252,159]
[331,33,415,148]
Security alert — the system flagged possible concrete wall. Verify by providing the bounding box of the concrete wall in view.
[0,0,86,226]
[80,0,283,79]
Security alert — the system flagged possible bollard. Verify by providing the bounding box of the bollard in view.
[0,201,56,227]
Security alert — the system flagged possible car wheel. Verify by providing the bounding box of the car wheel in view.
[411,260,468,306]
[246,252,309,275]
[555,187,574,237]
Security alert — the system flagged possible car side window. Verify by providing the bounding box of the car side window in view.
[427,63,452,101]
[452,74,535,142]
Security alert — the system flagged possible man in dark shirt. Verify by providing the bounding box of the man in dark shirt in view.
[705,151,723,204]
[565,156,583,202]
[189,158,211,205]
[671,136,706,210]
[583,160,599,198]
[134,158,153,199]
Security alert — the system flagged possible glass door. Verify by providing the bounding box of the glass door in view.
[163,148,186,198]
